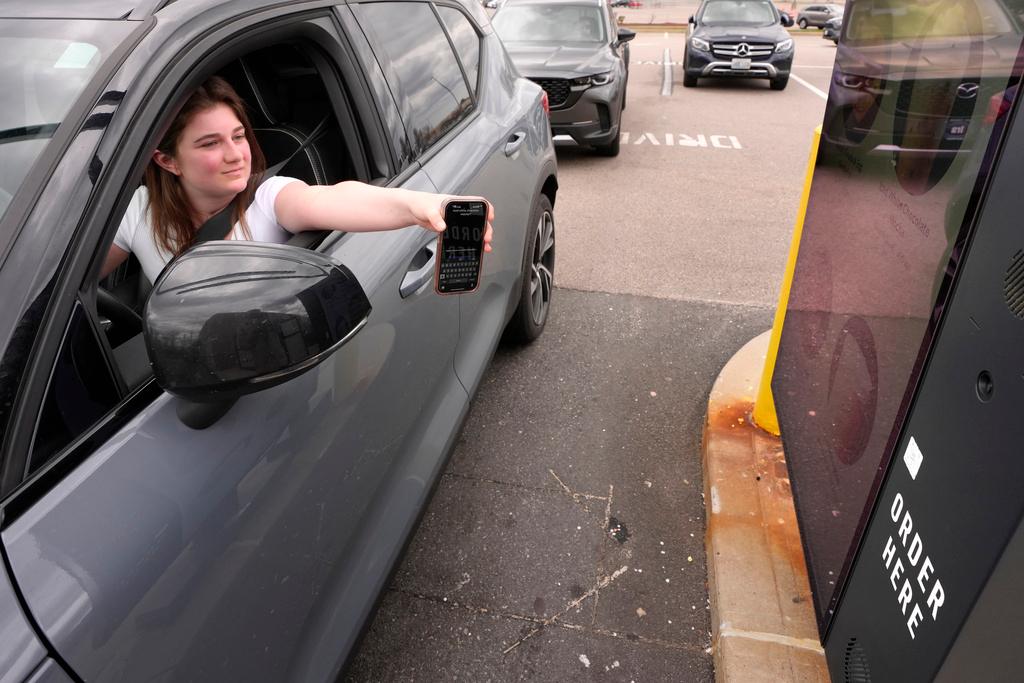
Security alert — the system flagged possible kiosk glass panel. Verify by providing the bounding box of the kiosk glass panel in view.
[772,0,1024,631]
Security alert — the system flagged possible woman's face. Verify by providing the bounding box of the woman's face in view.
[157,103,251,206]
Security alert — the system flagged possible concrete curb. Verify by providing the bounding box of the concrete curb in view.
[702,331,829,682]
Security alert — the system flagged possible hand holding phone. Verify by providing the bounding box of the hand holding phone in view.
[435,198,489,295]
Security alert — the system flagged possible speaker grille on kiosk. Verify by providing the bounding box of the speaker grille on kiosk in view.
[843,637,872,682]
[1005,250,1024,319]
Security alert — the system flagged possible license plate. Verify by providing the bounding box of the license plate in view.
[945,118,970,140]
[731,58,751,70]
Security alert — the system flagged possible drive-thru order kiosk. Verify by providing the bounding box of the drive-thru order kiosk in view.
[772,0,1024,680]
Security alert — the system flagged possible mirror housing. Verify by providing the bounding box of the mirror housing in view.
[144,241,371,404]
[780,13,794,26]
[617,27,637,43]
[688,14,695,24]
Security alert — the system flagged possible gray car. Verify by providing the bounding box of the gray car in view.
[0,0,557,680]
[492,0,636,156]
[797,3,843,28]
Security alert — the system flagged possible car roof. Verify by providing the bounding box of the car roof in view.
[0,0,163,19]
[499,0,606,8]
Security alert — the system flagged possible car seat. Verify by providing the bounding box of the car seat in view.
[219,45,354,187]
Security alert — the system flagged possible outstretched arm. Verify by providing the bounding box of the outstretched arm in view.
[274,180,494,251]
[100,244,131,280]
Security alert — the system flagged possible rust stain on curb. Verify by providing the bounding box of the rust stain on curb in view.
[702,332,829,682]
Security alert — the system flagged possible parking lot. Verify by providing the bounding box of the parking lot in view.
[346,31,832,681]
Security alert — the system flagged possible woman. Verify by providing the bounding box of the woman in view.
[102,76,493,283]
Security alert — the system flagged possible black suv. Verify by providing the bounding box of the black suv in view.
[683,0,795,90]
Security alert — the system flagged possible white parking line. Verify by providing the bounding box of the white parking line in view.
[791,73,829,100]
[661,48,672,97]
[620,132,743,149]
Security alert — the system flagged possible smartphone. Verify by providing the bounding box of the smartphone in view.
[435,198,488,295]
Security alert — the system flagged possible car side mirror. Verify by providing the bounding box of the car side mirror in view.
[688,14,695,24]
[617,27,637,43]
[144,241,371,410]
[780,14,793,26]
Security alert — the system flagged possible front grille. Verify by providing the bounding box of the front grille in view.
[531,78,570,107]
[712,42,775,59]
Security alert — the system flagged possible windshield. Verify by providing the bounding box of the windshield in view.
[700,0,777,25]
[846,0,1015,42]
[0,20,130,222]
[493,5,607,43]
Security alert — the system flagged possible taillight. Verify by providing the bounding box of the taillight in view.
[985,90,1011,125]
[541,91,550,116]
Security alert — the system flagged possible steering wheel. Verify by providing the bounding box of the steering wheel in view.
[96,287,143,338]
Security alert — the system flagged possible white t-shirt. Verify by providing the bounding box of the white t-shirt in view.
[114,175,301,283]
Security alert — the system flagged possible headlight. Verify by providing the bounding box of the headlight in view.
[690,36,711,52]
[775,38,793,53]
[835,72,864,89]
[570,72,615,90]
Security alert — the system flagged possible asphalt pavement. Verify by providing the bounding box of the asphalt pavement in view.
[346,33,832,681]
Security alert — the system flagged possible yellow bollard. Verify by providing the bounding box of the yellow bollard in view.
[752,125,822,436]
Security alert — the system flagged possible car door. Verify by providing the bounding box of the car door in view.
[0,6,464,682]
[347,0,551,392]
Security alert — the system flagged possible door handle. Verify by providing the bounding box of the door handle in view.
[400,241,437,298]
[504,131,527,157]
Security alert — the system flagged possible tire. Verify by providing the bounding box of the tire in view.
[621,80,627,111]
[683,71,699,87]
[798,17,808,28]
[504,194,555,344]
[595,130,621,157]
[770,76,789,90]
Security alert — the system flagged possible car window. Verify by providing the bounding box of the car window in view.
[437,5,480,94]
[700,0,777,25]
[846,0,1013,41]
[0,19,133,222]
[493,5,607,42]
[355,2,472,158]
[28,301,120,474]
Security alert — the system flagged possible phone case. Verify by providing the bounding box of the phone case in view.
[434,197,489,296]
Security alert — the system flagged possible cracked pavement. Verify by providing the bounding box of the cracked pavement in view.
[344,290,772,681]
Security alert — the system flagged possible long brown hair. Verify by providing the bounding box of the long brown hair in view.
[144,76,266,257]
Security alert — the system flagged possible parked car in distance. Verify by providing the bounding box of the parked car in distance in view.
[683,0,795,90]
[823,14,842,42]
[797,3,843,28]
[0,0,558,681]
[775,3,795,25]
[492,0,636,156]
[610,0,630,6]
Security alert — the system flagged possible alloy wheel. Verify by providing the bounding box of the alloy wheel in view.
[529,209,555,325]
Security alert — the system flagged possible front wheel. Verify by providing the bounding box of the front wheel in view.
[683,71,699,87]
[798,17,808,28]
[770,76,789,90]
[504,195,555,344]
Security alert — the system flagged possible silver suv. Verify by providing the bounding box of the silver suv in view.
[0,0,557,680]
[797,3,844,28]
[493,0,636,156]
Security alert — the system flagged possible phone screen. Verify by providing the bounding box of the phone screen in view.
[436,200,487,294]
